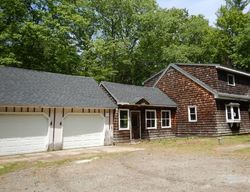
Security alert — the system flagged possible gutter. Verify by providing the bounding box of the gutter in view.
[215,92,250,102]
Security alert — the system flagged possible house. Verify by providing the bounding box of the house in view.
[100,81,177,143]
[143,63,250,136]
[0,66,116,156]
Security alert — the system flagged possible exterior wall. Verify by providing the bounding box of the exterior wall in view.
[156,67,218,136]
[216,69,250,95]
[0,106,114,151]
[178,65,250,96]
[215,100,250,135]
[179,65,219,90]
[113,106,176,143]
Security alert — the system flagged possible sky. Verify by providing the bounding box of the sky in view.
[156,0,225,25]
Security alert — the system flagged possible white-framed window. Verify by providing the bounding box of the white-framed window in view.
[227,74,235,86]
[226,104,241,123]
[145,110,157,129]
[188,106,197,122]
[161,110,171,128]
[119,109,130,130]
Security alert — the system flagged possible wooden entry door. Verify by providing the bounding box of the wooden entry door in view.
[131,111,141,139]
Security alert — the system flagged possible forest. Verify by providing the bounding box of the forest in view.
[1,0,250,85]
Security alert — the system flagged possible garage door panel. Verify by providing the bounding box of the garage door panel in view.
[63,114,104,149]
[0,114,49,155]
[0,115,48,138]
[0,137,48,155]
[63,115,104,136]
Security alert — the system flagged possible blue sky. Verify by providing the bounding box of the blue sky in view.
[156,0,225,25]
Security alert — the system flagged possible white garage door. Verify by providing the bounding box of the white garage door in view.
[0,114,49,156]
[63,114,105,149]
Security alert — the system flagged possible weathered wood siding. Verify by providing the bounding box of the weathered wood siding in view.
[113,106,176,143]
[156,67,218,136]
[0,106,114,151]
[215,100,250,135]
[179,65,250,96]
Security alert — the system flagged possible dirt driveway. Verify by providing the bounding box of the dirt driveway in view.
[1,137,250,192]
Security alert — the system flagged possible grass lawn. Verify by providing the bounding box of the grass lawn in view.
[136,135,250,157]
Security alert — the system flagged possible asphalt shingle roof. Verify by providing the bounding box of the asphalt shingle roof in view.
[101,81,177,107]
[0,66,116,108]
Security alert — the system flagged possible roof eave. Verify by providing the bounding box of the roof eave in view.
[215,93,250,102]
[117,103,177,108]
[216,66,250,77]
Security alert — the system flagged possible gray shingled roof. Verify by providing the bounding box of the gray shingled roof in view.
[100,81,177,107]
[0,66,116,108]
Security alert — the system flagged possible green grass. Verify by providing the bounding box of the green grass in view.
[0,162,29,175]
[136,135,250,155]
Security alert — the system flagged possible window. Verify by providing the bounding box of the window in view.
[119,109,129,130]
[227,74,235,86]
[188,106,197,122]
[161,110,171,128]
[145,110,156,129]
[226,104,241,123]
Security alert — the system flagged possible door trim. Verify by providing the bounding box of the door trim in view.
[130,110,141,139]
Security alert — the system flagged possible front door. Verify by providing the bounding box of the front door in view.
[131,111,141,139]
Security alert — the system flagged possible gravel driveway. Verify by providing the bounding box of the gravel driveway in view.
[1,147,250,192]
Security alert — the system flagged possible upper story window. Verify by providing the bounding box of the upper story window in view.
[188,106,197,122]
[145,110,157,129]
[227,74,235,86]
[161,110,171,128]
[119,109,129,130]
[226,104,241,123]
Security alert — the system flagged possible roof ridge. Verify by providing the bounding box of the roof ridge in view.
[1,66,94,80]
[101,81,156,89]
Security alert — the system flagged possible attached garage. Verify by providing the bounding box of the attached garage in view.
[0,66,116,155]
[0,113,49,156]
[63,114,105,149]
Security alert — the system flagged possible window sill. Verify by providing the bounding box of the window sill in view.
[226,121,241,123]
[146,127,157,130]
[188,120,197,123]
[162,126,171,129]
[119,128,130,131]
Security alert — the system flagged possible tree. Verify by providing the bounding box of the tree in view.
[136,8,216,80]
[215,0,250,70]
[0,0,92,74]
[80,0,157,84]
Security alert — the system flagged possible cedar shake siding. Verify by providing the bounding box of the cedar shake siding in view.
[149,63,250,137]
[112,106,176,143]
[215,100,250,135]
[101,81,177,142]
[178,65,219,90]
[216,70,250,95]
[156,67,218,136]
[178,64,250,95]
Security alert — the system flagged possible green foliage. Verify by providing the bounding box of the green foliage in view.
[215,0,250,70]
[1,0,250,83]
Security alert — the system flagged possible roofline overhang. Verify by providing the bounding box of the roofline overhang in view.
[117,103,177,108]
[0,104,117,109]
[99,82,120,104]
[215,93,250,102]
[142,69,165,85]
[216,66,250,77]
